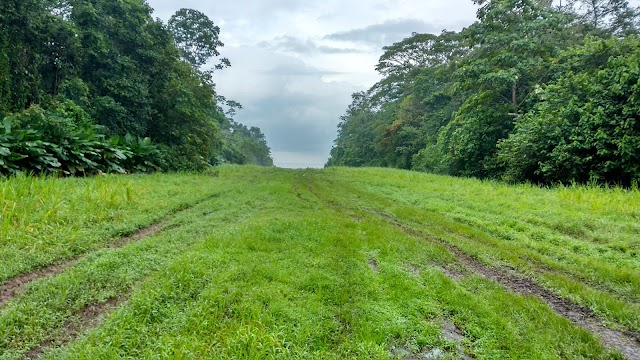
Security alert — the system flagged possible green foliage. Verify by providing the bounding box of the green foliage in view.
[218,120,273,166]
[110,134,164,173]
[0,0,270,173]
[561,0,640,36]
[446,92,515,177]
[0,31,9,115]
[0,102,163,176]
[327,92,385,167]
[498,36,640,185]
[168,8,228,70]
[440,0,571,178]
[328,0,640,186]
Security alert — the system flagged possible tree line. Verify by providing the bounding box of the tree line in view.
[0,0,272,175]
[327,0,640,186]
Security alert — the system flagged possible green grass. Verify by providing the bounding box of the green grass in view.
[1,166,637,359]
[316,167,640,332]
[0,172,221,283]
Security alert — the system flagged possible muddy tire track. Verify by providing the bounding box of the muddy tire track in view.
[374,211,640,360]
[23,296,124,359]
[14,193,222,358]
[0,193,219,309]
[0,224,160,310]
[301,178,639,358]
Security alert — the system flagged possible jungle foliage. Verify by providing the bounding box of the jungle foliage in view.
[0,0,272,175]
[327,0,640,186]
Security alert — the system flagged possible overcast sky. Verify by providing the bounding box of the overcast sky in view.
[146,0,479,168]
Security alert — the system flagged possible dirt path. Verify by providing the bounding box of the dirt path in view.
[0,193,220,310]
[10,194,223,359]
[24,296,124,359]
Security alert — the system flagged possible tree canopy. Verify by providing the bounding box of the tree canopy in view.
[0,0,272,175]
[328,0,640,186]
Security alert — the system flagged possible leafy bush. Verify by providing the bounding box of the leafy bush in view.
[0,101,163,176]
[498,36,640,186]
[110,134,165,173]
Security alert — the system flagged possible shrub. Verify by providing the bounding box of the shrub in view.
[0,101,163,176]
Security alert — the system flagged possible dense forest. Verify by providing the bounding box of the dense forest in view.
[0,0,272,175]
[327,0,640,186]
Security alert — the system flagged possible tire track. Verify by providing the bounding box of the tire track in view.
[0,224,160,310]
[376,210,640,360]
[13,193,224,359]
[24,296,124,359]
[0,193,219,309]
[303,177,639,359]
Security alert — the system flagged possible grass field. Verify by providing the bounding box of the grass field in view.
[0,166,638,359]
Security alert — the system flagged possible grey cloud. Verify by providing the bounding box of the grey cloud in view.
[234,85,353,154]
[324,19,442,48]
[265,64,341,77]
[214,46,357,161]
[264,36,363,55]
[149,0,310,20]
[317,46,362,54]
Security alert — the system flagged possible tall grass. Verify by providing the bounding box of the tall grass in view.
[0,173,221,283]
[1,166,614,359]
[0,167,633,359]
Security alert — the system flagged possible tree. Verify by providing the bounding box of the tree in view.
[561,0,640,35]
[498,36,640,185]
[0,0,271,172]
[327,92,383,167]
[327,0,640,186]
[218,121,273,166]
[441,0,571,177]
[168,8,229,70]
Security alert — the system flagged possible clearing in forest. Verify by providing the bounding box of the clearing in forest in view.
[0,166,638,359]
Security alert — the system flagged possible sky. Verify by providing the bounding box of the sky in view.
[146,0,479,168]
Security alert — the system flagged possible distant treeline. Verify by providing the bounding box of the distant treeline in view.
[0,0,272,175]
[327,0,640,186]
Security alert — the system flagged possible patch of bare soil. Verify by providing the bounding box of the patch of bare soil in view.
[442,319,464,342]
[368,258,379,274]
[24,297,123,359]
[441,319,473,359]
[107,223,163,249]
[0,261,78,309]
[376,211,640,360]
[434,265,468,281]
[405,263,421,277]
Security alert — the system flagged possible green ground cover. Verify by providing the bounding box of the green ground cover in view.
[0,166,637,359]
[0,173,221,283]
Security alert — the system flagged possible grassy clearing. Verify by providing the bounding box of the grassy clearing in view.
[317,167,640,332]
[1,166,637,359]
[0,173,220,283]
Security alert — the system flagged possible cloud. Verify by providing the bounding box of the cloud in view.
[263,36,363,55]
[148,0,311,21]
[214,46,358,165]
[146,0,479,167]
[324,19,443,48]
